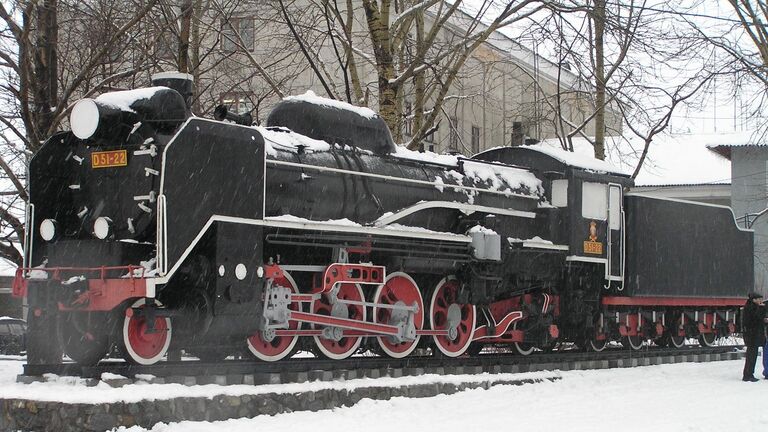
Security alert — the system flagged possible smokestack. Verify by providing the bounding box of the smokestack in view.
[151,71,194,110]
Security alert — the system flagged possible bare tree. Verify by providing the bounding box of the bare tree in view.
[0,0,160,265]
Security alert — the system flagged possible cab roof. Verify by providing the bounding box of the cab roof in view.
[474,145,631,178]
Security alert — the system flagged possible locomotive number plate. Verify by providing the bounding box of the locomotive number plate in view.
[583,241,603,255]
[91,150,127,169]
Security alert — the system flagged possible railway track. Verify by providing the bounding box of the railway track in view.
[21,345,742,384]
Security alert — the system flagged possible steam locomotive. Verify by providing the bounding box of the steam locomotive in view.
[14,72,753,366]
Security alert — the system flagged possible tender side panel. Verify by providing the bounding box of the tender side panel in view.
[624,195,753,298]
[161,119,266,273]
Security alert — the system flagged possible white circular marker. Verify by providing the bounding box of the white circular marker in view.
[235,264,247,280]
[256,266,264,278]
[218,265,226,277]
[93,217,113,239]
[40,219,57,241]
[70,99,100,139]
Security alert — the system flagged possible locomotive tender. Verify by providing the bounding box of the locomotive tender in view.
[14,73,753,365]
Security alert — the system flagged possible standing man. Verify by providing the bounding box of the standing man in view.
[743,292,766,382]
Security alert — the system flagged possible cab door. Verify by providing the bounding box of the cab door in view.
[606,183,624,286]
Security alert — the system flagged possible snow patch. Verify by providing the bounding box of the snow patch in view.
[28,260,49,280]
[254,126,331,156]
[95,87,169,112]
[468,225,498,235]
[266,215,361,227]
[382,224,465,238]
[433,177,445,192]
[508,236,554,245]
[462,160,543,195]
[61,275,85,285]
[101,372,128,381]
[122,258,158,278]
[391,145,459,166]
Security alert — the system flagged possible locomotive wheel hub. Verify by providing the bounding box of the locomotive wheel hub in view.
[446,303,462,341]
[321,326,343,341]
[387,301,414,343]
[319,301,349,342]
[261,328,277,343]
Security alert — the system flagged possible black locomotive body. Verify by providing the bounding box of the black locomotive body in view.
[15,76,753,365]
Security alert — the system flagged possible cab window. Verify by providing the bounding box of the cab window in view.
[551,179,568,207]
[582,182,608,220]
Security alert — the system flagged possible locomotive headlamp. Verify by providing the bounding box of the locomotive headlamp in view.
[93,217,113,240]
[70,98,101,140]
[39,219,57,241]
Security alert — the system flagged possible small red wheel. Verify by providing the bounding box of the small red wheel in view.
[430,277,476,357]
[312,283,366,360]
[121,299,172,365]
[372,272,424,358]
[246,271,301,362]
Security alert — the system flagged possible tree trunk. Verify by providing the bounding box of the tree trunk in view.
[413,11,425,147]
[33,0,59,143]
[593,0,606,160]
[362,0,399,134]
[190,0,202,112]
[178,0,193,73]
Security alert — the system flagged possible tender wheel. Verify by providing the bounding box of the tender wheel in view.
[58,311,111,366]
[669,333,686,348]
[698,333,716,347]
[512,320,535,356]
[312,283,366,360]
[372,272,424,358]
[622,335,644,350]
[430,277,476,357]
[587,337,608,352]
[120,299,172,365]
[247,271,301,362]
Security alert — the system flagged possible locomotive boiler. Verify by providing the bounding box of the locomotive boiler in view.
[14,73,753,366]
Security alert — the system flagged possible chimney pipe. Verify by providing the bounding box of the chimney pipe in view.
[151,71,194,111]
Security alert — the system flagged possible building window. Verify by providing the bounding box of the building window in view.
[471,125,480,153]
[449,117,459,150]
[428,144,435,152]
[220,93,254,115]
[404,103,413,136]
[221,17,255,52]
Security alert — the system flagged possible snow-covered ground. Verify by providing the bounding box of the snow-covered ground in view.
[0,357,557,404]
[113,359,768,432]
[2,356,766,431]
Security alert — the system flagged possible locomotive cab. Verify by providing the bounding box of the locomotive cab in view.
[473,145,632,291]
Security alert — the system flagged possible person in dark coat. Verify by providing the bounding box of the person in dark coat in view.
[742,292,766,382]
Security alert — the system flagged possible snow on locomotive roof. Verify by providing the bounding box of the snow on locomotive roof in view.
[254,126,332,156]
[461,160,543,195]
[391,145,460,166]
[391,147,542,195]
[477,141,629,176]
[519,143,629,175]
[283,91,378,119]
[94,87,169,112]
